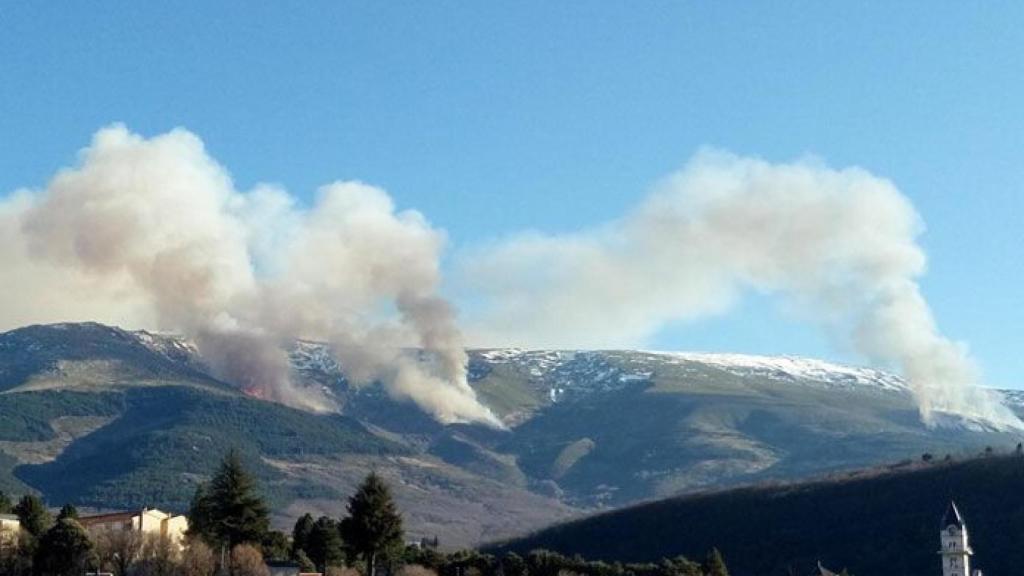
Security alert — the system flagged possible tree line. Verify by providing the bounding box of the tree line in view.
[0,449,403,576]
[401,547,731,576]
[0,450,731,576]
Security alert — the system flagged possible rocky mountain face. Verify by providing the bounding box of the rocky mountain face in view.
[0,322,1020,547]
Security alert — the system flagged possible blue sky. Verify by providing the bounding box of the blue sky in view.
[2,3,1022,386]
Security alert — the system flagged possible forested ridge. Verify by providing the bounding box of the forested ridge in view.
[492,452,1024,576]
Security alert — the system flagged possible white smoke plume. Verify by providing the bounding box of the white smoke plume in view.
[2,124,499,426]
[462,150,1020,428]
[2,127,1011,429]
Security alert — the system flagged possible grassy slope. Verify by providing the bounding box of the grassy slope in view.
[497,353,1014,507]
[2,386,403,511]
[0,391,124,441]
[492,454,1024,576]
[472,365,547,420]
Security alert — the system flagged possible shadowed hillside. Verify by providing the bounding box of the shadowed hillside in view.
[491,454,1024,576]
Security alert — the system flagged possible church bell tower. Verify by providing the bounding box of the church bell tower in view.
[939,501,973,576]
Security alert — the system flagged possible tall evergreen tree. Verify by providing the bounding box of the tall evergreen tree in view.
[13,495,51,537]
[307,516,344,573]
[189,450,270,551]
[291,513,315,557]
[34,517,96,576]
[339,472,404,576]
[0,491,11,514]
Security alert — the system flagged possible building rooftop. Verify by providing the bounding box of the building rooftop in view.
[942,501,966,530]
[77,507,183,527]
[77,511,137,526]
[0,513,18,522]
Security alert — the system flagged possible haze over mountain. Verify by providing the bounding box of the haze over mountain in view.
[1,322,1021,547]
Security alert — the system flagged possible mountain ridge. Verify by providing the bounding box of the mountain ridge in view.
[0,321,1021,547]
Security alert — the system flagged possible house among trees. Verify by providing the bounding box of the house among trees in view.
[77,507,189,549]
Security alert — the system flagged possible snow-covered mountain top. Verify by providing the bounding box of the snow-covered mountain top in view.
[475,349,568,374]
[472,347,910,396]
[117,328,907,394]
[134,329,199,356]
[640,351,909,391]
[289,340,344,374]
[37,323,914,397]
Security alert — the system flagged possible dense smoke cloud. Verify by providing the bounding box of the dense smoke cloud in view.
[462,151,1020,428]
[3,125,499,426]
[1,127,1012,429]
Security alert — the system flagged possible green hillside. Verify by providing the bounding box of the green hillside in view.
[492,453,1024,576]
[3,386,402,510]
[498,377,1012,506]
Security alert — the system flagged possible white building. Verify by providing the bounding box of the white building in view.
[78,507,189,549]
[939,501,981,576]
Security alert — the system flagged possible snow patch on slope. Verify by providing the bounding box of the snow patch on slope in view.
[643,351,909,392]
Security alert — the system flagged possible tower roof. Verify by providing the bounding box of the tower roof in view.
[942,501,965,529]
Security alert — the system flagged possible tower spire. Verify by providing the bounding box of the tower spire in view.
[939,501,973,576]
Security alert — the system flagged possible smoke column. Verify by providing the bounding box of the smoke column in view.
[2,127,1013,429]
[462,150,1020,428]
[2,125,499,426]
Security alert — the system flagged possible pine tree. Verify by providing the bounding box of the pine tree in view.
[13,494,51,537]
[702,548,729,576]
[339,472,404,576]
[0,491,11,514]
[190,450,270,551]
[34,517,96,576]
[307,516,345,572]
[291,513,315,557]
